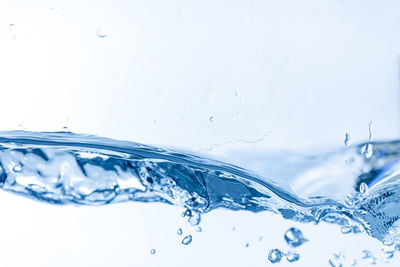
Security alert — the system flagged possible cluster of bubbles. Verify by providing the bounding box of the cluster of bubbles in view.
[267,227,307,264]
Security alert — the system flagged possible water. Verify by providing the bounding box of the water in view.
[3,131,400,262]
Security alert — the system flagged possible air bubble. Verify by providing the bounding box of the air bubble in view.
[359,183,369,194]
[195,227,202,232]
[150,249,156,255]
[329,252,344,267]
[13,165,22,172]
[209,116,215,122]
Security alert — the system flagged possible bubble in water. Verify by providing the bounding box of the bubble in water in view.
[96,27,109,38]
[351,259,357,266]
[341,226,352,234]
[361,143,373,159]
[361,250,372,259]
[177,228,183,235]
[195,226,202,232]
[329,252,344,267]
[209,116,215,122]
[268,248,283,264]
[182,235,192,245]
[150,249,156,255]
[344,133,352,146]
[284,227,307,247]
[285,251,300,263]
[359,183,369,194]
[13,165,22,172]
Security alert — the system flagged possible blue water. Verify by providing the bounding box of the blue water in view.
[1,131,400,256]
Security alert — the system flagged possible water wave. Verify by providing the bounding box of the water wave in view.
[1,131,400,247]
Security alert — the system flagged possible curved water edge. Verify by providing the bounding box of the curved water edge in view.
[0,131,400,248]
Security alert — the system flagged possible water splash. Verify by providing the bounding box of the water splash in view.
[1,131,400,249]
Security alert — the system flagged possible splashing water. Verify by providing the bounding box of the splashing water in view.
[2,131,400,255]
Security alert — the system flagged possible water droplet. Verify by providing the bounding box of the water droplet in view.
[209,116,215,122]
[96,27,109,38]
[232,226,236,231]
[329,252,344,267]
[177,228,182,235]
[13,165,22,172]
[341,226,352,234]
[188,212,201,226]
[361,143,373,159]
[369,257,377,264]
[182,209,192,217]
[351,259,357,266]
[258,236,263,241]
[245,243,249,248]
[285,251,300,263]
[368,120,373,141]
[361,250,372,259]
[344,133,352,146]
[384,251,394,259]
[181,235,192,245]
[195,226,202,232]
[284,227,307,247]
[359,183,369,194]
[268,248,283,264]
[150,249,156,255]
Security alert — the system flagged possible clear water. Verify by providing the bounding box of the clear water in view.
[2,131,400,261]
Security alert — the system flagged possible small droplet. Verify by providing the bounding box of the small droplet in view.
[150,249,156,255]
[182,235,192,245]
[177,228,183,235]
[285,251,300,263]
[344,133,352,146]
[351,259,357,266]
[268,248,283,264]
[361,250,372,259]
[341,226,352,234]
[232,226,236,231]
[13,165,22,172]
[195,227,202,232]
[245,243,249,248]
[258,236,263,242]
[96,27,109,38]
[361,143,373,159]
[188,212,201,226]
[284,227,307,247]
[329,252,344,267]
[369,257,377,265]
[209,116,215,122]
[359,183,369,194]
[182,209,192,217]
[384,251,394,260]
